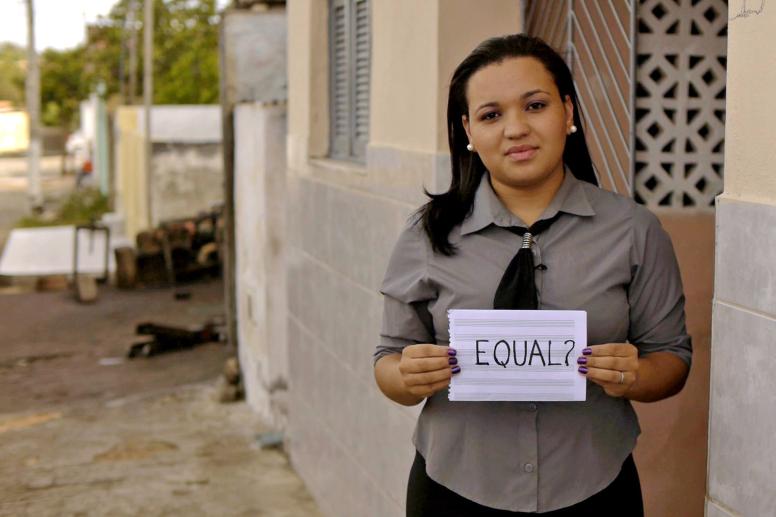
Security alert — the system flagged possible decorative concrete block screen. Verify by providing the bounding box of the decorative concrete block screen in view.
[635,0,727,208]
[525,0,728,208]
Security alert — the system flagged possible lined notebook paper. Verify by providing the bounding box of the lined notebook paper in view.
[448,309,587,402]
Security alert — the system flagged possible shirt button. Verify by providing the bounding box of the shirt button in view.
[528,403,537,412]
[524,463,535,473]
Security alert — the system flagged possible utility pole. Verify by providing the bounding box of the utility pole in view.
[127,0,139,104]
[143,0,153,227]
[25,0,42,212]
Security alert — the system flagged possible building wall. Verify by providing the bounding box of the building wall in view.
[150,142,223,224]
[707,2,776,516]
[0,110,29,154]
[285,1,522,515]
[282,1,721,516]
[221,9,287,105]
[114,107,149,240]
[234,102,288,428]
[112,105,223,237]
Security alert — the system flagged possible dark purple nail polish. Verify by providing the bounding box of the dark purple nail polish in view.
[577,357,587,365]
[447,348,457,356]
[582,348,593,356]
[448,357,458,366]
[451,365,461,374]
[578,366,588,374]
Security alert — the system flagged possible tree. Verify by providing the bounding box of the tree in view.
[92,0,220,104]
[152,0,220,104]
[40,47,90,128]
[0,43,26,106]
[37,0,221,128]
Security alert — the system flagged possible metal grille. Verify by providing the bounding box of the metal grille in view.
[524,0,571,62]
[569,0,635,195]
[525,0,635,196]
[634,0,727,208]
[329,0,370,162]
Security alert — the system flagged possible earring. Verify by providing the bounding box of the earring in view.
[568,125,578,134]
[466,143,474,151]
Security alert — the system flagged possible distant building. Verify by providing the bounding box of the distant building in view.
[0,108,29,154]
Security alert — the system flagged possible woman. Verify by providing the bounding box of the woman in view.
[373,34,692,516]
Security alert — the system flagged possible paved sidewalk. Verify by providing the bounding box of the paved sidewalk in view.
[0,383,322,517]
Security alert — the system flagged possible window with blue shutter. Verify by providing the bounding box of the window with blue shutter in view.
[329,0,370,162]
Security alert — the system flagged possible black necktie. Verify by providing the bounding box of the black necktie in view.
[493,214,560,310]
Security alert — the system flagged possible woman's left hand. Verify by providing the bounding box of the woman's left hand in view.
[577,343,639,398]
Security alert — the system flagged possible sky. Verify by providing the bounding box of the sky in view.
[0,0,230,52]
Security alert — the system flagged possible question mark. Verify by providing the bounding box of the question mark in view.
[564,340,575,366]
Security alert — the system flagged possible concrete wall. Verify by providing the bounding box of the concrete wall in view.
[234,102,288,428]
[222,4,288,429]
[221,9,287,104]
[707,2,776,516]
[285,1,522,515]
[112,105,223,237]
[150,142,223,224]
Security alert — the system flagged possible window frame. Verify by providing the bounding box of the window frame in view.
[328,0,371,163]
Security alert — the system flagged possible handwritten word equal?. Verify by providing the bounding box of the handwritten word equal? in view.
[475,339,576,368]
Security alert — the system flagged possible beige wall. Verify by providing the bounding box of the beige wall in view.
[435,0,523,151]
[287,0,328,162]
[707,2,776,517]
[720,0,776,205]
[114,107,149,240]
[288,0,523,160]
[0,110,29,154]
[369,0,438,152]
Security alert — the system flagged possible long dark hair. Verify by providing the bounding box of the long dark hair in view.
[419,34,598,255]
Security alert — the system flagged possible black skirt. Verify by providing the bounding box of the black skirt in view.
[406,450,643,517]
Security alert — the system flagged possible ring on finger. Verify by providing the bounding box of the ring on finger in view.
[618,371,625,384]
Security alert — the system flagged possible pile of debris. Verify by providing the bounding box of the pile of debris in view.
[114,207,223,290]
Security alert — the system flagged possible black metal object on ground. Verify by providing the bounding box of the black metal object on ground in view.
[127,320,225,358]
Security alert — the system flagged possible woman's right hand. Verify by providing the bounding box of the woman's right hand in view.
[398,344,460,399]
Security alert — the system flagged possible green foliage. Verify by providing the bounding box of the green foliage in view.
[16,188,110,228]
[153,0,220,104]
[40,47,90,128]
[0,43,26,106]
[37,0,221,128]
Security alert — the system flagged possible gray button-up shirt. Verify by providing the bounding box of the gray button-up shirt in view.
[376,171,692,512]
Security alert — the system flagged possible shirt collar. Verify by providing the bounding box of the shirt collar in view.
[460,167,596,236]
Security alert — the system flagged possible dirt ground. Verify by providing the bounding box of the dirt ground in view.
[0,280,233,413]
[0,280,322,517]
[0,155,322,516]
